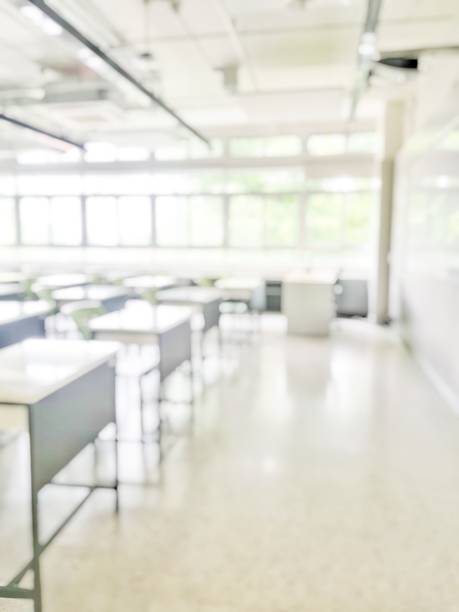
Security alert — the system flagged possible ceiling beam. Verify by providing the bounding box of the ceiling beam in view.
[349,0,384,120]
[25,0,210,145]
[0,112,85,150]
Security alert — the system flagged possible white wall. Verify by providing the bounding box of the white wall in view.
[392,52,459,407]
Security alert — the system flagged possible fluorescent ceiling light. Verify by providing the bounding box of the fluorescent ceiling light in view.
[20,4,62,35]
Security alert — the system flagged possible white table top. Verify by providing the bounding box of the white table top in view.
[0,338,119,405]
[0,283,24,298]
[215,277,263,291]
[90,301,192,337]
[284,272,337,285]
[157,287,222,305]
[0,272,28,284]
[33,273,90,290]
[123,275,179,290]
[53,285,128,304]
[0,301,52,325]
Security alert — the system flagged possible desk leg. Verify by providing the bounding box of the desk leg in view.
[139,376,146,442]
[217,325,224,362]
[112,362,120,513]
[29,410,43,612]
[157,379,163,463]
[114,420,120,514]
[31,490,42,612]
[189,359,195,423]
[200,332,205,380]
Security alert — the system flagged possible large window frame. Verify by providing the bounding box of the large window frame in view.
[2,132,379,251]
[7,188,376,251]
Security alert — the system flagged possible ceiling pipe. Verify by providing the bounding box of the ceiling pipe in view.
[0,112,85,150]
[25,0,210,145]
[348,0,384,120]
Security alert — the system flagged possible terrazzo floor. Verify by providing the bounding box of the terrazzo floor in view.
[1,316,459,611]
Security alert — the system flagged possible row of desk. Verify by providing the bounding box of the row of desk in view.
[0,273,265,612]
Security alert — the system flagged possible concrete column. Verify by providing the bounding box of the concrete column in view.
[371,99,405,324]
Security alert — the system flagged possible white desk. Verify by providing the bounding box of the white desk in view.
[215,277,264,305]
[0,272,28,285]
[90,301,192,343]
[90,301,194,447]
[123,275,181,292]
[0,283,25,301]
[33,273,90,293]
[0,301,52,348]
[0,338,119,612]
[283,272,337,336]
[157,287,222,333]
[52,285,129,312]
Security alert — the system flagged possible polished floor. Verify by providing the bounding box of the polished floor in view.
[2,316,459,611]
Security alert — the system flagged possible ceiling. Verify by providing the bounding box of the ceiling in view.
[0,0,456,152]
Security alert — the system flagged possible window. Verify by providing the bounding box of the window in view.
[306,177,379,192]
[0,198,16,245]
[305,193,343,246]
[84,174,120,195]
[265,195,300,247]
[189,196,224,246]
[230,136,302,158]
[305,191,374,249]
[118,197,152,245]
[343,193,373,246]
[189,139,223,159]
[117,174,153,195]
[265,136,302,157]
[226,169,304,194]
[117,147,150,162]
[151,172,226,195]
[86,197,118,246]
[188,173,227,194]
[228,195,263,248]
[307,132,379,156]
[155,142,188,161]
[0,176,17,196]
[20,197,50,245]
[17,149,82,165]
[230,138,265,158]
[50,197,82,245]
[307,134,347,156]
[155,196,188,246]
[346,132,379,154]
[84,142,117,163]
[155,139,222,160]
[17,174,81,195]
[155,196,224,247]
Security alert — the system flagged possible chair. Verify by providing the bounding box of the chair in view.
[60,300,105,339]
[141,288,158,305]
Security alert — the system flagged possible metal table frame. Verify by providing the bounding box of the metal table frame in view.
[215,279,265,337]
[0,305,50,349]
[53,286,130,314]
[0,284,25,301]
[0,360,119,612]
[157,288,223,366]
[90,307,194,458]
